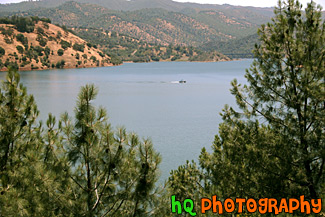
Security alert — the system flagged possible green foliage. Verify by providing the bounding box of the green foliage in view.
[110,54,123,65]
[201,33,259,58]
[60,39,71,49]
[0,27,14,37]
[16,33,28,45]
[86,42,92,48]
[167,0,325,209]
[0,46,5,56]
[36,34,47,47]
[44,46,51,57]
[73,43,85,52]
[55,59,65,68]
[59,84,162,216]
[56,31,62,39]
[33,45,44,56]
[16,45,24,54]
[4,61,19,70]
[0,16,35,33]
[30,16,51,24]
[37,26,44,34]
[57,49,64,56]
[4,38,13,44]
[0,68,163,216]
[90,55,97,62]
[0,68,71,216]
[43,22,49,29]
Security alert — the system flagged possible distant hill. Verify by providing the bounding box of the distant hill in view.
[6,1,271,46]
[73,28,231,63]
[0,16,113,71]
[201,33,259,58]
[0,0,275,16]
[0,0,280,58]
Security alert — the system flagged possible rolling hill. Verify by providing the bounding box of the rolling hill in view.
[6,1,271,46]
[0,0,284,58]
[0,16,112,71]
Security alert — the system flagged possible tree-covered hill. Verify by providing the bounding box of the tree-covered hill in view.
[8,2,264,46]
[0,0,276,57]
[0,0,275,15]
[1,1,271,59]
[73,27,231,63]
[201,33,259,58]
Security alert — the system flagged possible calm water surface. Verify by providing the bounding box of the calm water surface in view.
[0,60,252,181]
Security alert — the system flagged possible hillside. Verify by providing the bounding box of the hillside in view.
[8,1,270,47]
[0,0,275,15]
[0,17,113,71]
[201,33,259,58]
[0,0,294,58]
[73,28,231,62]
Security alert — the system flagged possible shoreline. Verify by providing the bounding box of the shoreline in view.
[0,58,250,72]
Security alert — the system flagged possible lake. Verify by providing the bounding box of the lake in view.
[0,60,252,182]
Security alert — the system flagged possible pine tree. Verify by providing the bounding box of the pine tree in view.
[228,0,324,198]
[0,68,71,216]
[167,0,324,205]
[60,84,161,216]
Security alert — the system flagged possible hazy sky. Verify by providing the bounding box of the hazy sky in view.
[0,0,324,8]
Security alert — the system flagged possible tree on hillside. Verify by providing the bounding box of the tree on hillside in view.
[168,0,324,207]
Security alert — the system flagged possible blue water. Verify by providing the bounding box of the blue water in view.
[0,60,251,181]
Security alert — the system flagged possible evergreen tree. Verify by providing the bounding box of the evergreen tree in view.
[60,84,161,216]
[0,69,162,216]
[0,68,70,216]
[167,0,324,207]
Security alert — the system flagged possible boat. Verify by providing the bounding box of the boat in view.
[171,80,186,84]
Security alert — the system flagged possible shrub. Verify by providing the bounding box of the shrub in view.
[4,38,13,44]
[0,46,5,56]
[60,40,71,50]
[36,34,47,47]
[151,56,160,62]
[1,28,14,37]
[33,46,44,56]
[16,33,28,45]
[55,60,65,69]
[16,45,24,54]
[57,31,62,39]
[43,23,49,29]
[98,52,105,58]
[37,27,44,35]
[90,56,97,63]
[57,49,64,56]
[73,43,85,52]
[44,47,51,57]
